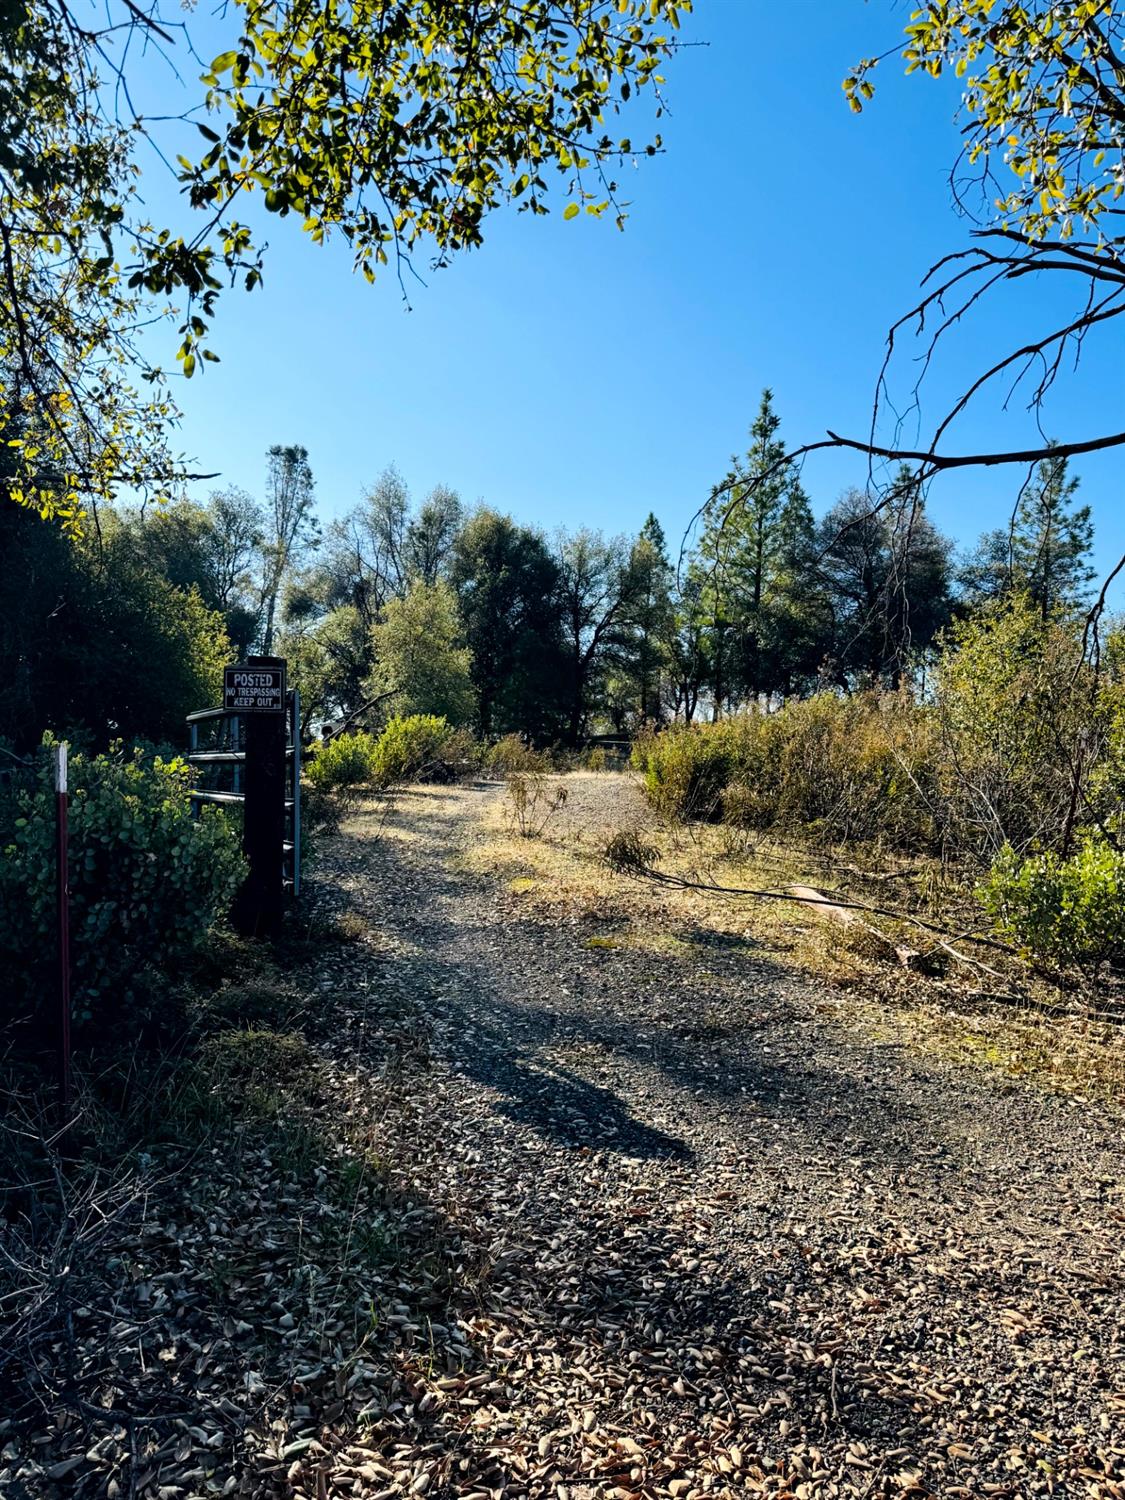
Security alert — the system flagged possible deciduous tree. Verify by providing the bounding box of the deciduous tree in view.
[0,1,688,522]
[260,445,319,654]
[554,528,631,745]
[368,580,476,726]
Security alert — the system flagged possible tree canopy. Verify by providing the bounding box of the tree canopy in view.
[0,0,688,523]
[838,3,1125,481]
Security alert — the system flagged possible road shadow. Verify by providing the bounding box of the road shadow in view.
[313,809,984,1185]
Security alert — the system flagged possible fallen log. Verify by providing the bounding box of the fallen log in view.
[788,884,924,970]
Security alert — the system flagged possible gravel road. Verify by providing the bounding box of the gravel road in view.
[303,773,1125,1500]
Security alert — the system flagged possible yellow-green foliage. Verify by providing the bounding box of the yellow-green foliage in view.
[633,696,937,847]
[731,691,937,848]
[369,714,456,786]
[634,599,1125,870]
[933,599,1125,858]
[305,731,379,792]
[631,718,759,823]
[306,717,463,795]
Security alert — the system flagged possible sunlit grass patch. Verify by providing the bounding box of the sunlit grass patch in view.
[466,770,1125,1098]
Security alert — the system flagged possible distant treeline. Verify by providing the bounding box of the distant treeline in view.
[0,392,1098,753]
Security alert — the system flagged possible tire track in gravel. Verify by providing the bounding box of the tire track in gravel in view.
[306,776,1125,1500]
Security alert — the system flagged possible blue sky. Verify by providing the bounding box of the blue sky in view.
[133,1,1124,582]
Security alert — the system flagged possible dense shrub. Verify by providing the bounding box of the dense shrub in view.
[634,600,1125,872]
[737,692,938,848]
[0,505,230,752]
[632,697,938,846]
[304,731,378,793]
[932,598,1122,860]
[369,714,457,786]
[0,740,244,1028]
[304,718,470,808]
[631,718,751,821]
[979,836,1125,976]
[486,733,550,777]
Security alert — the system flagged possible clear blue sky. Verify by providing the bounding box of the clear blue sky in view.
[133,1,1124,583]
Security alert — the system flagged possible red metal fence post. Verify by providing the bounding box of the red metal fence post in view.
[55,741,71,1110]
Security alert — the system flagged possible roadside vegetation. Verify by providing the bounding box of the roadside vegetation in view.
[628,595,1125,994]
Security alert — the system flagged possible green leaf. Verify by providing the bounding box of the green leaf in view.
[563,201,580,220]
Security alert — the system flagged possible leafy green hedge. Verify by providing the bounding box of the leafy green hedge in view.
[305,716,465,798]
[370,714,457,785]
[0,740,244,1027]
[979,837,1125,977]
[304,731,378,794]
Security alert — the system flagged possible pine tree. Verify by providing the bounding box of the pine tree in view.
[694,389,826,711]
[959,450,1095,617]
[762,477,831,695]
[619,514,675,725]
[1016,451,1095,619]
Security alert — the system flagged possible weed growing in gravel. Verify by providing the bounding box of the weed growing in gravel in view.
[506,771,568,838]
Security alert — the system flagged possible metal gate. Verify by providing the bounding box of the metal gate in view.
[186,688,302,897]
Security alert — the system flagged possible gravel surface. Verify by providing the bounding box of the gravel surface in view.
[8,773,1120,1499]
[302,773,1125,1499]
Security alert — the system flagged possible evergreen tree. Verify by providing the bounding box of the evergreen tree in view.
[818,471,954,685]
[961,450,1094,618]
[0,505,229,749]
[694,390,826,711]
[450,510,568,741]
[761,478,832,695]
[615,514,676,727]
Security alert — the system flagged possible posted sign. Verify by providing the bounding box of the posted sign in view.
[224,664,287,713]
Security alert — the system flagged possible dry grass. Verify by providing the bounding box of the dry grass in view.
[464,770,1125,1102]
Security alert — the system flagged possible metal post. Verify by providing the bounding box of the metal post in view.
[232,713,242,795]
[54,742,71,1110]
[188,719,200,821]
[292,688,301,899]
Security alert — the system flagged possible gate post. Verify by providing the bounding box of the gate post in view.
[231,655,287,937]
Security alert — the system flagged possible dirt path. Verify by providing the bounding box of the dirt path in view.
[304,773,1125,1500]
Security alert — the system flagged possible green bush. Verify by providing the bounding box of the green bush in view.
[304,731,378,793]
[633,694,938,849]
[933,598,1116,860]
[979,836,1125,976]
[304,718,468,808]
[0,739,244,1028]
[369,714,455,787]
[632,717,767,823]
